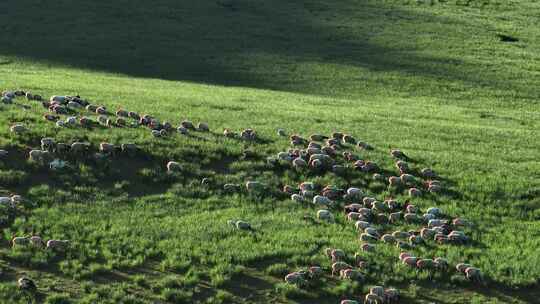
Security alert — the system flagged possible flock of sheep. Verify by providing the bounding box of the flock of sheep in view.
[1,89,482,302]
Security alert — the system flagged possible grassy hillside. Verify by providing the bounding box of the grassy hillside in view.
[0,0,539,303]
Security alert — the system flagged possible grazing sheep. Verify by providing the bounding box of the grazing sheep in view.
[342,134,356,144]
[151,130,162,137]
[223,183,240,192]
[126,111,139,120]
[180,120,194,130]
[392,231,411,239]
[329,249,346,262]
[384,288,400,304]
[46,239,69,251]
[428,219,447,228]
[11,236,30,247]
[0,149,8,160]
[340,268,362,281]
[196,122,209,132]
[355,221,371,231]
[390,149,406,159]
[388,176,401,187]
[409,235,424,245]
[245,181,264,193]
[421,168,437,179]
[116,109,129,117]
[453,218,470,227]
[10,124,26,134]
[299,182,316,192]
[167,161,182,172]
[292,157,308,169]
[371,201,386,212]
[276,128,286,136]
[18,277,36,291]
[427,207,442,216]
[400,174,415,185]
[364,227,379,237]
[456,263,473,273]
[399,252,411,261]
[67,101,83,109]
[381,234,396,244]
[317,209,334,222]
[41,138,56,152]
[43,113,59,122]
[234,220,252,230]
[116,118,127,126]
[97,115,108,126]
[360,233,378,242]
[159,129,168,137]
[402,256,418,267]
[291,194,304,203]
[99,143,116,155]
[71,142,90,155]
[95,106,107,115]
[284,272,305,286]
[357,141,372,150]
[223,128,236,138]
[364,293,383,304]
[420,228,436,239]
[50,95,66,103]
[408,188,422,197]
[369,286,384,299]
[331,261,351,276]
[240,128,256,141]
[313,195,332,206]
[1,96,12,104]
[29,236,44,248]
[121,143,137,156]
[465,267,483,282]
[428,184,442,193]
[86,104,98,112]
[341,300,359,304]
[177,126,189,135]
[29,150,52,163]
[309,134,327,142]
[434,257,449,270]
[55,120,65,127]
[416,258,435,269]
[79,116,93,127]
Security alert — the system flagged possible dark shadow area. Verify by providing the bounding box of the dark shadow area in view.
[0,0,531,100]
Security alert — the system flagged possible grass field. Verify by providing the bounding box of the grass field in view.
[0,0,539,303]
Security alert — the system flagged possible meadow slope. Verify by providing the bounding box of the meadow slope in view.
[0,0,539,303]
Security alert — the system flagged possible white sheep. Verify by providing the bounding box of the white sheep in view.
[10,124,26,134]
[408,188,422,197]
[292,157,307,169]
[291,194,304,203]
[40,138,56,151]
[313,195,332,206]
[29,236,44,247]
[167,161,182,172]
[317,209,334,222]
[46,239,69,251]
[277,128,286,136]
[426,207,442,216]
[284,272,305,286]
[177,126,189,135]
[71,142,90,155]
[11,236,29,247]
[197,122,209,132]
[355,221,371,231]
[28,150,51,163]
[50,96,66,103]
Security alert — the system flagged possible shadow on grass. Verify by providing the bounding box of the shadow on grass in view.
[0,0,526,100]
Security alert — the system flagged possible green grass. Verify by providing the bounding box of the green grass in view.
[0,0,539,303]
